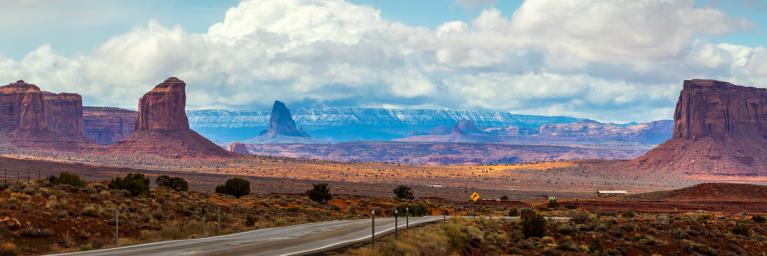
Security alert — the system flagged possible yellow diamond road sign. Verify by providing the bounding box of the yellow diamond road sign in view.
[470,192,480,202]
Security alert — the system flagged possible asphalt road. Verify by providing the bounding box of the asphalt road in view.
[50,216,442,256]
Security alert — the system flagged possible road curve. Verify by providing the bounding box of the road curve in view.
[50,216,441,256]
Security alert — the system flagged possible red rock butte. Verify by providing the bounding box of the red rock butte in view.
[628,79,767,176]
[0,80,89,150]
[108,77,232,158]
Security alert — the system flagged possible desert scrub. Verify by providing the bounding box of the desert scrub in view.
[523,213,547,238]
[0,242,17,256]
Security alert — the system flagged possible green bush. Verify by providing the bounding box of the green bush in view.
[108,173,150,196]
[732,224,750,237]
[48,172,85,188]
[548,198,559,208]
[621,211,636,219]
[564,204,577,209]
[245,215,257,226]
[215,178,250,198]
[752,215,766,223]
[396,202,430,216]
[523,213,547,238]
[508,208,520,217]
[307,183,332,204]
[393,185,414,200]
[156,175,189,192]
[500,195,510,201]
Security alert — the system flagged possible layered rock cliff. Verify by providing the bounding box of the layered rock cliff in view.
[83,107,137,145]
[108,77,231,158]
[0,80,88,149]
[628,79,767,176]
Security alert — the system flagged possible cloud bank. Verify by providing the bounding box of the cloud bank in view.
[0,0,765,123]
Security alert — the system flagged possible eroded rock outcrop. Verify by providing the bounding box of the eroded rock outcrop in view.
[227,142,250,155]
[628,79,767,176]
[261,100,309,137]
[108,77,232,158]
[137,77,189,131]
[0,80,88,149]
[83,107,137,145]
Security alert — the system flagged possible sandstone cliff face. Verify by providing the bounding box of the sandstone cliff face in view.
[108,77,231,158]
[83,107,137,145]
[628,79,767,176]
[0,80,87,149]
[136,77,189,131]
[673,79,767,139]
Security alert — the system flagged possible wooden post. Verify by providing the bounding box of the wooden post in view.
[371,210,375,249]
[217,207,221,235]
[394,209,398,240]
[115,208,120,245]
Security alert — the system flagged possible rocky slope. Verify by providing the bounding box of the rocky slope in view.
[627,79,767,176]
[108,77,231,158]
[0,80,89,149]
[83,107,137,145]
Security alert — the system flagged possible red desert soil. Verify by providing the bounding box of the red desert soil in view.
[628,183,767,201]
[565,183,767,214]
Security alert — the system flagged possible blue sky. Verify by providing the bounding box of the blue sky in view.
[0,0,766,123]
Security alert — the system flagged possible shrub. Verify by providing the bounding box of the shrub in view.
[508,208,520,217]
[732,224,750,237]
[49,172,85,188]
[0,242,17,256]
[215,178,250,198]
[523,213,547,238]
[500,195,510,201]
[621,211,636,219]
[571,212,591,224]
[246,215,257,226]
[548,198,559,208]
[108,173,150,196]
[156,175,189,192]
[564,204,577,209]
[396,203,430,216]
[393,185,415,200]
[306,183,332,204]
[752,215,766,223]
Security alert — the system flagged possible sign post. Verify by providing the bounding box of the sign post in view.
[470,192,480,219]
[405,207,409,233]
[115,208,120,245]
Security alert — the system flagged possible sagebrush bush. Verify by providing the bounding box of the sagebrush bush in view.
[523,213,547,238]
[732,224,750,237]
[396,202,429,216]
[752,215,766,223]
[306,183,332,204]
[109,173,150,196]
[215,178,250,198]
[156,175,189,192]
[48,172,85,188]
[508,208,519,217]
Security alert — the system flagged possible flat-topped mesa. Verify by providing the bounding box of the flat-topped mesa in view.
[136,77,189,131]
[674,79,767,139]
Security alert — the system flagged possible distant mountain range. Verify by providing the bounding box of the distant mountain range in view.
[187,107,672,145]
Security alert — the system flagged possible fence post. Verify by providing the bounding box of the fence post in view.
[201,206,206,236]
[217,207,221,235]
[115,208,120,245]
[406,207,409,233]
[371,210,375,250]
[394,209,398,240]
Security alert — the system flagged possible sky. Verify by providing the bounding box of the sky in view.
[0,0,766,123]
